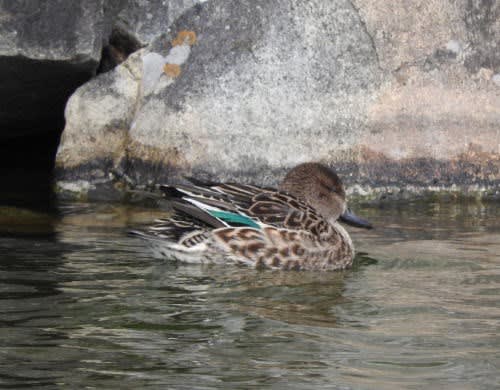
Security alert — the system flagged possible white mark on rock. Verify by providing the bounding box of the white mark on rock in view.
[492,74,500,87]
[142,31,196,93]
[142,52,166,95]
[446,40,461,54]
[57,180,95,193]
[164,45,191,65]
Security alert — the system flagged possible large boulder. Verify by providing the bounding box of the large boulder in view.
[55,0,500,200]
[56,0,381,197]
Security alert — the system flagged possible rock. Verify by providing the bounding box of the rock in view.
[54,0,500,200]
[344,0,500,188]
[0,0,105,137]
[0,205,56,236]
[112,0,201,46]
[462,0,500,74]
[445,40,462,55]
[56,49,143,188]
[98,0,200,74]
[0,0,180,139]
[0,1,103,62]
[142,52,167,94]
[492,74,500,87]
[56,0,381,197]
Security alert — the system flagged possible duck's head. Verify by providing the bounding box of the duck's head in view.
[278,162,372,229]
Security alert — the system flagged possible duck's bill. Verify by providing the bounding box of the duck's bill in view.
[340,208,373,229]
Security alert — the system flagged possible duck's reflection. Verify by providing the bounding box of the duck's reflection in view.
[149,262,352,327]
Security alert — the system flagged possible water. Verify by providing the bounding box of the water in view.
[1,201,499,389]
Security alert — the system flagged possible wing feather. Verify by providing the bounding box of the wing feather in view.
[160,181,331,236]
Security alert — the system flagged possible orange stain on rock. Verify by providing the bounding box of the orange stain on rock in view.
[171,30,197,46]
[163,63,181,78]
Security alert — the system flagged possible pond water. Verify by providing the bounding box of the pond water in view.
[1,200,499,389]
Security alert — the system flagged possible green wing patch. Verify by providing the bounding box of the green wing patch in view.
[210,210,260,229]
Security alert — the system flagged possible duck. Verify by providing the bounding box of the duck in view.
[131,162,372,271]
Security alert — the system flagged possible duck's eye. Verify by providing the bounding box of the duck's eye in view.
[318,192,327,200]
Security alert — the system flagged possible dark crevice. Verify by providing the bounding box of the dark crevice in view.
[0,57,94,211]
[0,22,143,211]
[97,27,143,74]
[0,130,61,211]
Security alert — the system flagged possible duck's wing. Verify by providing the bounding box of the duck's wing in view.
[243,191,332,235]
[129,206,213,246]
[160,182,331,235]
[160,183,267,229]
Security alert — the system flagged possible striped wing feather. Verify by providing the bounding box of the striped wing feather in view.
[203,184,330,231]
[161,182,331,233]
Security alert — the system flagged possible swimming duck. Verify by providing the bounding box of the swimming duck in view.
[131,162,372,271]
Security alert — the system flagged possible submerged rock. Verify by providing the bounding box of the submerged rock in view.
[0,206,55,236]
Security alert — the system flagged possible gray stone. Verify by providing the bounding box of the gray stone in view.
[113,0,202,45]
[0,0,209,141]
[142,52,167,94]
[55,0,500,200]
[463,0,500,73]
[56,49,143,179]
[0,0,103,61]
[492,74,500,87]
[56,0,382,197]
[445,40,461,55]
[134,0,379,179]
[0,0,105,137]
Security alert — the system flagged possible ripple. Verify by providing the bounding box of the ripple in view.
[0,202,499,389]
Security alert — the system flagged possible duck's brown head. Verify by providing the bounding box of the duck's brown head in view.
[279,162,372,229]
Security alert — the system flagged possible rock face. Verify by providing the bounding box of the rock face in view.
[54,0,500,200]
[109,0,201,46]
[0,0,104,137]
[0,0,198,137]
[0,0,191,203]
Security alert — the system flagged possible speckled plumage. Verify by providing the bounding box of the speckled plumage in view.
[131,163,372,271]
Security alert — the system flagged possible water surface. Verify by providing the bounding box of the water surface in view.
[1,201,499,389]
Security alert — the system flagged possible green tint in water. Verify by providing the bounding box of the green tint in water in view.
[0,201,499,389]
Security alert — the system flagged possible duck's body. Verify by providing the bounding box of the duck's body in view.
[132,163,372,271]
